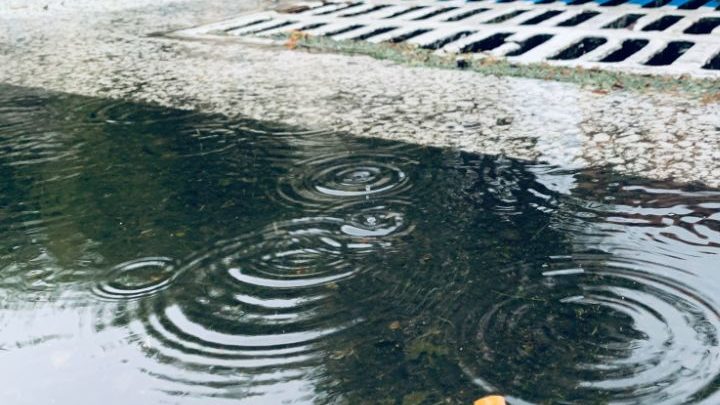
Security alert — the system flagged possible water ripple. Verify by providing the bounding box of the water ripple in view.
[451,178,720,403]
[183,216,386,289]
[340,202,412,239]
[457,252,720,404]
[77,99,203,126]
[93,257,181,301]
[274,153,413,211]
[115,216,373,398]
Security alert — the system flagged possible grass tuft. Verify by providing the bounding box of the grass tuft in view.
[271,32,720,99]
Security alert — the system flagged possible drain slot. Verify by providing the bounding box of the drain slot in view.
[413,7,459,21]
[684,18,720,34]
[340,5,391,18]
[384,6,427,19]
[598,0,629,6]
[461,33,514,53]
[423,31,476,50]
[703,53,720,70]
[246,21,296,35]
[642,15,683,31]
[600,39,649,62]
[521,10,564,25]
[325,24,365,36]
[551,37,607,60]
[352,26,397,40]
[223,19,271,32]
[485,10,528,24]
[678,0,711,9]
[506,34,553,56]
[557,11,600,27]
[445,8,489,22]
[387,28,432,43]
[315,3,363,16]
[298,22,328,31]
[642,0,672,7]
[645,41,694,65]
[603,14,645,29]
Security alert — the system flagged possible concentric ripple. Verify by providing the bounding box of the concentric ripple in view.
[121,217,369,399]
[275,153,413,210]
[195,216,378,288]
[339,200,414,240]
[457,254,720,404]
[93,257,181,301]
[77,98,203,126]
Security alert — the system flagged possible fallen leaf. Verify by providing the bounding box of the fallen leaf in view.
[474,395,506,405]
[286,30,309,50]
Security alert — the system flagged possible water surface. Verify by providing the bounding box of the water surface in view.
[1,85,719,404]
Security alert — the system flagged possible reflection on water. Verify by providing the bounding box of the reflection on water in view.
[0,84,719,404]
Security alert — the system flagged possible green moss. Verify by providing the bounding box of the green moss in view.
[275,33,720,99]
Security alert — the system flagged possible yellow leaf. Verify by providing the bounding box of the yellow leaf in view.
[286,30,309,50]
[474,395,506,405]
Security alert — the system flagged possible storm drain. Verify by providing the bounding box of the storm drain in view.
[171,0,720,77]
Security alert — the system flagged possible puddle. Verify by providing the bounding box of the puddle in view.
[0,85,719,404]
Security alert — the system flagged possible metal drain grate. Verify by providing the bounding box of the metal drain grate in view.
[171,0,720,77]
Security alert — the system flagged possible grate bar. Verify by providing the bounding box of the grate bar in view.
[332,23,381,40]
[579,11,629,28]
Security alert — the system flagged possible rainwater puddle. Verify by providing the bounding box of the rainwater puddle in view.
[0,85,719,404]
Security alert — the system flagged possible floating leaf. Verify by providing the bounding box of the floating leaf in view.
[474,395,506,405]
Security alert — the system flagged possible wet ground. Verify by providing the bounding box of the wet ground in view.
[1,85,720,404]
[1,0,720,188]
